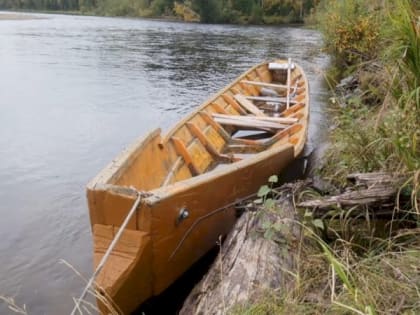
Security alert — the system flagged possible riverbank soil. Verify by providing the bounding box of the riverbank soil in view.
[0,12,45,20]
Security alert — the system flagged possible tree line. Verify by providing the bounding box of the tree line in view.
[0,0,319,24]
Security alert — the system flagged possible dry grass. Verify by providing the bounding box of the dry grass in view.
[232,1,420,314]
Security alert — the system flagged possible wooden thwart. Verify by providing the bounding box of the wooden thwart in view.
[214,116,287,130]
[231,123,303,147]
[241,80,289,89]
[246,95,298,104]
[212,113,297,124]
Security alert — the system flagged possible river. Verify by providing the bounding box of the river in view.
[0,11,329,314]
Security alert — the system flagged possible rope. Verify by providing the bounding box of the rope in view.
[70,191,143,315]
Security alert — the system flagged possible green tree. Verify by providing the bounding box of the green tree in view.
[192,0,223,23]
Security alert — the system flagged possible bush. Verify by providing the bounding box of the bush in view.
[316,0,382,66]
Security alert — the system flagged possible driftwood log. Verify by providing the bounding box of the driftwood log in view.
[298,172,406,211]
[179,187,301,315]
[180,172,408,314]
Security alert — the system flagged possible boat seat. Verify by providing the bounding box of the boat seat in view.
[213,114,288,131]
[245,95,299,104]
[230,123,303,148]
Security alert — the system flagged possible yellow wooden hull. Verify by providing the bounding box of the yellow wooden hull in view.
[86,60,309,314]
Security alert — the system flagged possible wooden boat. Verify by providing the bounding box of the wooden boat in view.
[86,59,309,314]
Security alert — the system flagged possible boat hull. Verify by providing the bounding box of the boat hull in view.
[86,59,309,314]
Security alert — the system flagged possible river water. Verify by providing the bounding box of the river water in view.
[0,12,329,314]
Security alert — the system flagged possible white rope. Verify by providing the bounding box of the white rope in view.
[70,192,143,315]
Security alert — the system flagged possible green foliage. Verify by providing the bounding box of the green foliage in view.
[249,2,263,24]
[191,0,223,23]
[318,0,420,184]
[0,0,319,24]
[316,0,382,66]
[232,0,254,15]
[256,175,278,209]
[383,0,420,91]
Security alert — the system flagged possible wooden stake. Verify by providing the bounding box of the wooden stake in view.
[286,58,291,109]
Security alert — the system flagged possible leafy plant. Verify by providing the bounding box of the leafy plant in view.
[256,174,279,209]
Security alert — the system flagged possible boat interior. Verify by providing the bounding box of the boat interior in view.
[107,60,308,192]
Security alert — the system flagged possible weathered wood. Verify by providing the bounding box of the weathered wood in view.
[286,58,292,109]
[241,79,289,89]
[179,189,301,315]
[186,122,240,163]
[171,137,200,176]
[233,94,265,116]
[246,95,298,104]
[86,60,310,314]
[298,172,406,210]
[269,62,296,70]
[260,87,280,97]
[214,116,287,130]
[212,113,298,124]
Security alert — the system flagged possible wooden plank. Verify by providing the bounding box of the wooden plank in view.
[171,137,200,176]
[281,102,305,117]
[186,122,240,163]
[212,113,297,124]
[211,102,229,114]
[268,62,295,70]
[241,80,289,89]
[230,123,302,147]
[239,82,257,96]
[286,58,292,109]
[214,116,286,130]
[162,157,183,186]
[199,111,232,142]
[291,74,302,84]
[221,94,247,115]
[233,94,265,116]
[245,96,298,104]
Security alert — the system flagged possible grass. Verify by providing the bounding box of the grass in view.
[233,1,420,314]
[1,259,121,315]
[318,0,420,185]
[230,213,420,315]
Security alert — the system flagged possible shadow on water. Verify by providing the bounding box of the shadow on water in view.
[134,247,219,315]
